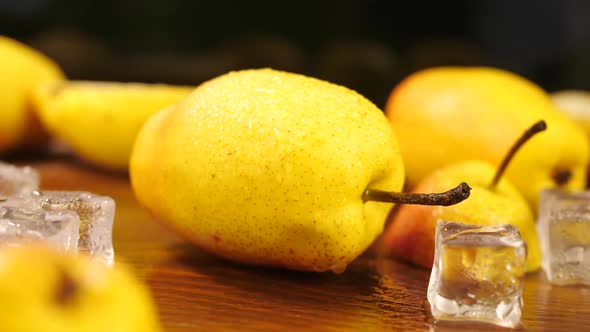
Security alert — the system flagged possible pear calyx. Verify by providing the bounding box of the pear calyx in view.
[54,266,78,306]
[363,182,471,206]
[551,167,572,186]
[490,120,547,189]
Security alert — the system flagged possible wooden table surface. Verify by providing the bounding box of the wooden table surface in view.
[17,158,590,331]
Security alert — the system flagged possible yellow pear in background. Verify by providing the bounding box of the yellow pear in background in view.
[386,67,589,209]
[551,90,590,136]
[0,245,161,332]
[383,121,547,272]
[0,36,64,153]
[130,69,469,273]
[33,81,193,171]
[551,90,590,185]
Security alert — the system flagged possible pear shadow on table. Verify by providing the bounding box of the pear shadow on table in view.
[148,242,434,330]
[6,146,129,180]
[164,242,372,287]
[2,147,52,162]
[41,153,129,178]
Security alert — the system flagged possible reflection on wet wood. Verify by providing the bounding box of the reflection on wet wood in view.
[20,159,590,331]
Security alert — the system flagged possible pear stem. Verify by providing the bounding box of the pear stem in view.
[489,120,547,189]
[363,182,471,206]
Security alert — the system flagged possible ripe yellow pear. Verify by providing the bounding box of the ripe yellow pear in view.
[386,67,589,209]
[0,36,64,152]
[384,161,540,272]
[33,81,193,170]
[130,69,469,273]
[0,245,161,332]
[383,121,546,272]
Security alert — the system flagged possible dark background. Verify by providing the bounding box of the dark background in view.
[2,0,590,107]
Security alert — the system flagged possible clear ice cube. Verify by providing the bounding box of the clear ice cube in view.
[0,206,79,252]
[427,221,526,328]
[0,162,39,197]
[538,189,590,285]
[1,191,115,265]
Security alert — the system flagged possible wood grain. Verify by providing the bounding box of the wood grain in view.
[17,158,590,331]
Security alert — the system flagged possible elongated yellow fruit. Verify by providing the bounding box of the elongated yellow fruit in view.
[33,81,194,170]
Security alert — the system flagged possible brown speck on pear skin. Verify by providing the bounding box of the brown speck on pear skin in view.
[552,167,572,186]
[55,267,78,307]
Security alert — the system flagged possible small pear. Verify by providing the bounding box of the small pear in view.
[382,121,546,272]
[0,245,161,332]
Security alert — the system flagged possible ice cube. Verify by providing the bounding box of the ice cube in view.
[538,189,590,285]
[0,162,39,197]
[31,191,115,265]
[1,191,115,265]
[0,206,79,252]
[427,221,526,328]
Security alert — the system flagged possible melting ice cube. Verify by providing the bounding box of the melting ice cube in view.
[538,189,590,285]
[427,221,526,328]
[1,191,115,265]
[0,162,39,197]
[0,206,79,252]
